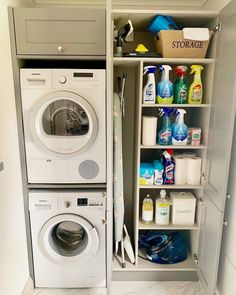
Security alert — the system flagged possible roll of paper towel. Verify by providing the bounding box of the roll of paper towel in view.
[174,156,188,185]
[187,157,202,185]
[142,116,157,146]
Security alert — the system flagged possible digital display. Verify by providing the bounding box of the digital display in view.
[73,73,93,78]
[77,198,88,206]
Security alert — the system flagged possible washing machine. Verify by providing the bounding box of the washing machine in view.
[29,190,106,288]
[20,69,106,183]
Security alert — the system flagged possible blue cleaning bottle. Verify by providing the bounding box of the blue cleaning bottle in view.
[158,108,172,145]
[157,65,173,104]
[172,109,188,145]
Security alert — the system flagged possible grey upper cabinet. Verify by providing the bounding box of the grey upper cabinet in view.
[12,8,106,56]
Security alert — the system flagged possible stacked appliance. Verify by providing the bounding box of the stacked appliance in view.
[20,69,107,288]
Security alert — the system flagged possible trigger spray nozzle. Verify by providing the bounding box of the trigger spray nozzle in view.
[143,66,157,75]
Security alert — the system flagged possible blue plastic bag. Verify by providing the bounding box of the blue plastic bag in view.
[148,15,178,33]
[139,231,187,264]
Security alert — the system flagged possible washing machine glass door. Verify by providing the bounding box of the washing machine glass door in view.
[32,91,98,155]
[39,214,99,264]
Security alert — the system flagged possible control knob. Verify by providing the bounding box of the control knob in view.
[59,76,67,84]
[64,201,71,208]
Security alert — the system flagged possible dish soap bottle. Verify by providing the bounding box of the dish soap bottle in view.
[158,108,172,145]
[143,66,157,104]
[172,109,188,145]
[188,65,204,104]
[155,190,170,225]
[157,65,173,104]
[174,66,188,104]
[142,194,153,224]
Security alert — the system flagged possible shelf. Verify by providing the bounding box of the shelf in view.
[139,220,199,230]
[113,252,196,272]
[113,57,215,66]
[142,104,211,108]
[140,144,206,150]
[139,184,202,189]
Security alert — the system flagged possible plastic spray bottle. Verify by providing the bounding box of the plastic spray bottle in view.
[172,109,188,145]
[155,190,170,225]
[188,65,204,104]
[174,66,188,104]
[157,65,173,104]
[143,66,157,104]
[158,108,172,145]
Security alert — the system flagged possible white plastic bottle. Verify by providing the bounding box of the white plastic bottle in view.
[142,194,153,224]
[155,190,170,225]
[143,66,157,104]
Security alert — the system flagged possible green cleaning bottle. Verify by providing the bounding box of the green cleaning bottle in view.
[174,66,188,104]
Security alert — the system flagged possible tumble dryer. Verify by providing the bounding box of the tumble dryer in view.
[29,190,106,288]
[20,69,106,183]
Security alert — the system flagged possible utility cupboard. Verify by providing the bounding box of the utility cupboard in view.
[110,2,236,295]
[8,0,236,295]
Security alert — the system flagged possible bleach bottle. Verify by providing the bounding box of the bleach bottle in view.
[157,65,173,104]
[172,109,188,145]
[158,108,172,145]
[143,66,157,104]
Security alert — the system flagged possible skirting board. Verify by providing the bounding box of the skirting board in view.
[22,277,34,295]
[112,271,198,281]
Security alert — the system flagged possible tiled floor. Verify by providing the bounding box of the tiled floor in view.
[32,281,203,295]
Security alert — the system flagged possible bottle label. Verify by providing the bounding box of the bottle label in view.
[154,170,163,185]
[159,130,172,144]
[164,163,174,184]
[142,210,153,222]
[156,205,170,224]
[145,84,155,102]
[191,84,202,102]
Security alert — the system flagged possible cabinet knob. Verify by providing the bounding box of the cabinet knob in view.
[58,46,64,54]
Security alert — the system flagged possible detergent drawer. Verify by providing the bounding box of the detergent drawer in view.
[12,8,106,56]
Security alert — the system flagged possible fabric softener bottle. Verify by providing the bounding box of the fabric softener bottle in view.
[174,66,188,104]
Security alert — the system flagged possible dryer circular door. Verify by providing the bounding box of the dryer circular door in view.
[31,91,98,155]
[38,214,99,264]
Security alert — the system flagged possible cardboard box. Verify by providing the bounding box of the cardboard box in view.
[170,192,196,225]
[154,30,213,58]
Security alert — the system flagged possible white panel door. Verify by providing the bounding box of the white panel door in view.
[204,0,236,212]
[199,1,236,294]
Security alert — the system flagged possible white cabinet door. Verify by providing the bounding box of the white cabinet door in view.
[199,1,236,294]
[204,0,236,212]
[198,194,224,295]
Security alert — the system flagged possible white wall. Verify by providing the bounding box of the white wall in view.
[0,1,33,294]
[217,114,236,294]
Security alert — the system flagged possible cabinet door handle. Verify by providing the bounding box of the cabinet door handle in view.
[57,46,64,54]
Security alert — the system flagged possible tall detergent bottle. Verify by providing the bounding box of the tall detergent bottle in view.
[188,65,204,104]
[155,190,170,225]
[157,65,173,104]
[143,66,157,104]
[174,66,188,104]
[158,108,172,145]
[172,109,188,145]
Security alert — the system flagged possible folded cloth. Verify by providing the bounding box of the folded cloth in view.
[183,28,210,41]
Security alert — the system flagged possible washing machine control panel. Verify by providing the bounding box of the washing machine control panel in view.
[58,196,105,209]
